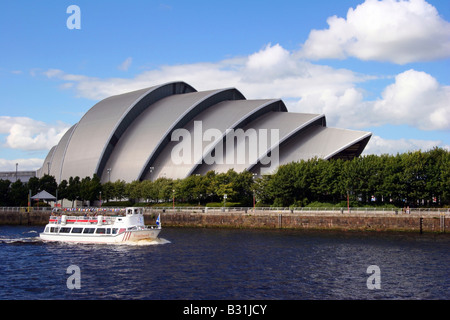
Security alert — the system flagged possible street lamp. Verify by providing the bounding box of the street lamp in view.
[149,167,154,181]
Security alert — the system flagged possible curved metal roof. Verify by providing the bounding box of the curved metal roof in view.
[147,99,286,180]
[60,82,195,182]
[194,111,326,175]
[39,81,372,183]
[101,88,245,182]
[48,124,77,183]
[37,145,56,178]
[252,125,372,175]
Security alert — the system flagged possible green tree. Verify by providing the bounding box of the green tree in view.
[27,176,40,197]
[125,180,142,202]
[152,177,175,202]
[425,147,447,206]
[78,175,102,203]
[113,180,127,201]
[101,181,114,203]
[39,174,57,196]
[89,174,102,203]
[254,175,273,205]
[9,180,28,206]
[0,180,11,206]
[203,171,217,202]
[140,180,157,203]
[232,170,255,205]
[67,176,81,207]
[57,179,69,205]
[402,151,427,206]
[440,151,450,205]
[79,176,91,202]
[381,154,404,206]
[210,170,239,203]
[292,160,314,205]
[178,175,206,204]
[267,163,298,207]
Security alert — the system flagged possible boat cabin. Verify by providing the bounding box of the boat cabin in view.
[126,207,143,215]
[43,207,153,236]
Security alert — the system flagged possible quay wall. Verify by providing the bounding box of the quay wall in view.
[151,210,449,233]
[0,208,448,233]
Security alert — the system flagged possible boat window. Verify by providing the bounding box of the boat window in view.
[72,228,83,234]
[106,228,111,234]
[50,227,59,233]
[60,227,71,233]
[83,228,95,234]
[96,228,106,234]
[45,227,49,233]
[112,228,118,234]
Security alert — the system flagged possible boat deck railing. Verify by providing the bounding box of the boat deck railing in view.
[49,215,117,225]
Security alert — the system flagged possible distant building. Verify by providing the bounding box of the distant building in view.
[0,171,36,183]
[38,81,371,183]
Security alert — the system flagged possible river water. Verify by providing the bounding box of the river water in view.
[0,225,448,301]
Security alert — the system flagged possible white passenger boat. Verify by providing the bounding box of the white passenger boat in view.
[39,207,161,244]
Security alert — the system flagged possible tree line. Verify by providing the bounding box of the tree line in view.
[258,147,449,208]
[1,148,448,208]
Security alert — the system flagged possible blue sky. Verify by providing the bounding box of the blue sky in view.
[0,0,449,171]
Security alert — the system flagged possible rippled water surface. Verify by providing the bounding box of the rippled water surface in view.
[0,226,448,300]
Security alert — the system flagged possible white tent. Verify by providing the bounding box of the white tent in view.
[31,190,56,201]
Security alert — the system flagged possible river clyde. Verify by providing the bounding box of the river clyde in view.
[0,225,448,302]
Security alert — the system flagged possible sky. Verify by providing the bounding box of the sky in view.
[0,0,449,171]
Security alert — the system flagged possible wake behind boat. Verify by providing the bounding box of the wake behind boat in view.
[39,207,161,244]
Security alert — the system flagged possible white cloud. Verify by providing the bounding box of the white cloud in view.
[291,86,370,129]
[0,116,70,151]
[363,135,450,155]
[42,44,449,135]
[299,0,450,64]
[43,44,361,101]
[0,158,44,172]
[244,43,295,81]
[291,69,450,131]
[373,69,450,130]
[118,57,133,71]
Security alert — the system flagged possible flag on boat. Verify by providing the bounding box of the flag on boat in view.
[156,214,161,228]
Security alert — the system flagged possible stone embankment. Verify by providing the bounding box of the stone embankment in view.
[0,207,448,233]
[151,208,449,233]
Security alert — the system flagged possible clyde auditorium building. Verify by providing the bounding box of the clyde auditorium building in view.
[37,81,371,183]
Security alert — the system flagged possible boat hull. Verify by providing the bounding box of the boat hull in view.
[39,228,161,244]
